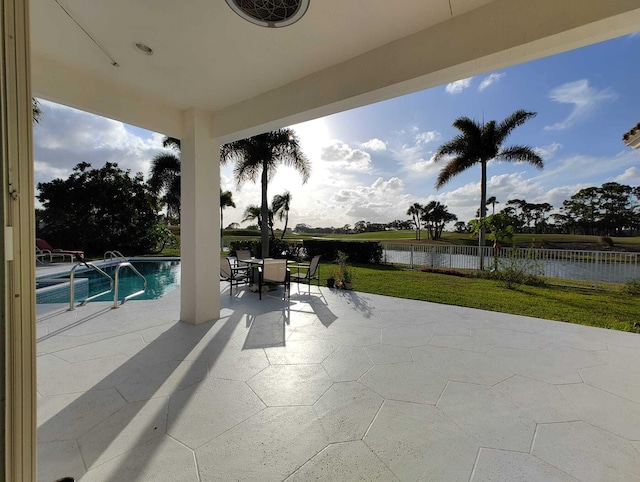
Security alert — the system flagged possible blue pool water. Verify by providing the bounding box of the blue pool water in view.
[37,260,181,304]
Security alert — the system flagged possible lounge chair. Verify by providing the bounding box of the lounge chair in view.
[258,259,290,300]
[290,255,321,287]
[220,257,250,296]
[36,238,84,262]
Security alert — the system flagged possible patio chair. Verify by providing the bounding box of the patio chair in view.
[290,255,321,287]
[36,238,84,262]
[220,257,250,296]
[235,249,253,269]
[258,259,290,300]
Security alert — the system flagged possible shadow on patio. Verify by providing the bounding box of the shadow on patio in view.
[36,283,640,481]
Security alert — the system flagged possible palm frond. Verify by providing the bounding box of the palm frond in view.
[435,155,477,189]
[495,110,537,145]
[497,145,544,169]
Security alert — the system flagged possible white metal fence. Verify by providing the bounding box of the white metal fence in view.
[381,243,640,287]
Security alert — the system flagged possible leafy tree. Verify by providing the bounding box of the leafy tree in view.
[221,129,310,258]
[37,162,160,254]
[406,202,423,240]
[353,220,368,233]
[559,182,639,236]
[434,110,543,268]
[294,223,311,233]
[271,191,292,240]
[148,137,181,223]
[453,221,468,233]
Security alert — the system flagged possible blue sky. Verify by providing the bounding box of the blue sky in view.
[34,32,640,229]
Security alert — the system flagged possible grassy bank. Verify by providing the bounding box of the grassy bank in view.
[221,229,640,249]
[317,263,639,333]
[162,240,639,332]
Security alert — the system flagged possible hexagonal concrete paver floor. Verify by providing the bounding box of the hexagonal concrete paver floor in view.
[36,285,640,481]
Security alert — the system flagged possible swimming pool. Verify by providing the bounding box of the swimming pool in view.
[36,259,181,304]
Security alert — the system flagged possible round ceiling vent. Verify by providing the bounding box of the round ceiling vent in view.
[225,0,310,28]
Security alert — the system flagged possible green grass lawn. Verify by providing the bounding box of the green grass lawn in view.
[162,235,639,332]
[317,262,640,333]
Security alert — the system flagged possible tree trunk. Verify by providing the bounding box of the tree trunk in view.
[479,160,487,270]
[280,211,288,240]
[261,160,270,258]
[220,209,224,250]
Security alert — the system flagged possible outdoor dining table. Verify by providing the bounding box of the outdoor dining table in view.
[239,258,298,292]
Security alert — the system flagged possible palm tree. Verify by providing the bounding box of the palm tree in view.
[486,196,498,215]
[148,137,181,223]
[272,191,292,240]
[220,189,235,245]
[407,202,423,240]
[32,98,42,124]
[434,110,543,269]
[422,201,458,240]
[221,129,310,258]
[242,205,263,230]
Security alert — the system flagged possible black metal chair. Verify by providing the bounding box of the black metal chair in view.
[220,257,250,296]
[290,255,321,287]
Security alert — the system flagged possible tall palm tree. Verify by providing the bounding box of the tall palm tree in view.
[407,202,423,240]
[434,110,543,269]
[486,196,498,215]
[148,136,181,223]
[220,189,235,244]
[221,129,310,258]
[272,191,292,240]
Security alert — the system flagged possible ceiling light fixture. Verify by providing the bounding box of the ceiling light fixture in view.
[225,0,310,28]
[134,42,154,55]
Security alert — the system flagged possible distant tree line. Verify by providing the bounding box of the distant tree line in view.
[289,181,639,240]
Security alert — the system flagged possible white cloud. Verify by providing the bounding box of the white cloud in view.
[478,72,506,91]
[321,140,372,172]
[361,138,387,151]
[445,77,473,94]
[405,154,439,175]
[435,172,550,222]
[415,130,441,145]
[544,79,617,131]
[34,100,164,188]
[329,177,411,223]
[614,166,640,184]
[533,150,639,185]
[534,142,563,160]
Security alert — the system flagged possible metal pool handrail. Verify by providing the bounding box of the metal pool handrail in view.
[104,250,126,261]
[113,262,147,309]
[69,262,114,311]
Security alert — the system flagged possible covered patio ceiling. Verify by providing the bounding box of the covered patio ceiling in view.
[31,0,640,141]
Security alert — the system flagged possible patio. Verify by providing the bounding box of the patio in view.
[37,284,640,481]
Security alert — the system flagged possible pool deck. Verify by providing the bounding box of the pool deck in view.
[37,282,640,481]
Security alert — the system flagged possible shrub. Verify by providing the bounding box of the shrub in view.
[488,243,546,289]
[145,224,180,254]
[303,240,382,264]
[228,239,302,259]
[599,236,614,247]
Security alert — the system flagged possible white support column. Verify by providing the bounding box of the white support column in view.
[1,0,37,479]
[180,109,220,324]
